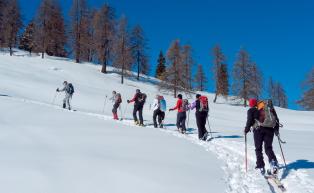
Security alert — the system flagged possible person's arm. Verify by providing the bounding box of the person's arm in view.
[152,99,159,109]
[128,94,137,103]
[189,101,196,110]
[244,109,254,133]
[171,100,181,111]
[57,86,66,92]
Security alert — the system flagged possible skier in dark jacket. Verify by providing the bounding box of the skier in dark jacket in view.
[190,94,208,140]
[127,89,146,126]
[169,94,188,134]
[56,81,74,110]
[244,98,279,174]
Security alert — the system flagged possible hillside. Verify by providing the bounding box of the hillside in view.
[0,51,314,193]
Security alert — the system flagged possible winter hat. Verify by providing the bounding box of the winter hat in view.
[136,89,140,93]
[177,94,183,99]
[249,98,257,107]
[196,94,201,99]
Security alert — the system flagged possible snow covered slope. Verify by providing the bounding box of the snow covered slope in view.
[0,51,314,193]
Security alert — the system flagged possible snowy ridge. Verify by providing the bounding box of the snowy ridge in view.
[1,51,314,193]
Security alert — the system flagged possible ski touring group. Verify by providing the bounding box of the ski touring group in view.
[54,80,287,191]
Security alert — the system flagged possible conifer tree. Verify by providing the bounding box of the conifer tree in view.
[155,51,166,79]
[19,22,35,54]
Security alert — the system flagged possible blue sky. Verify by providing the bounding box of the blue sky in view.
[19,0,314,109]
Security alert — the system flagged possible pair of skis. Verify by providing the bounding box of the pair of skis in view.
[264,171,286,192]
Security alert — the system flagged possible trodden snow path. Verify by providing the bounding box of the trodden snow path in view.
[2,95,314,193]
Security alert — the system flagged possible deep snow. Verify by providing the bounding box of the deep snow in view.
[0,51,314,193]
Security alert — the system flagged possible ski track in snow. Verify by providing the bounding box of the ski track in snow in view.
[2,95,314,193]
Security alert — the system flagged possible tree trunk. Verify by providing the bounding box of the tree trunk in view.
[9,46,13,56]
[137,51,140,80]
[101,60,107,73]
[213,93,218,103]
[42,51,44,59]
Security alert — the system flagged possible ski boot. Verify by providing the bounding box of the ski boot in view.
[134,120,140,125]
[63,103,66,109]
[256,166,266,175]
[139,123,145,127]
[159,123,163,128]
[270,160,279,175]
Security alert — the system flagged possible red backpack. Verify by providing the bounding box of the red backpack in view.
[199,96,209,112]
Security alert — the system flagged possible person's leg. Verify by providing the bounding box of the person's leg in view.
[176,113,181,130]
[200,114,207,139]
[153,110,158,128]
[139,105,144,125]
[264,129,278,163]
[62,97,66,108]
[196,114,202,139]
[181,112,187,133]
[133,105,138,123]
[253,129,265,168]
[112,103,118,120]
[66,95,71,110]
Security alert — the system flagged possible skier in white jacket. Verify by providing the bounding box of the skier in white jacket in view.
[152,95,165,128]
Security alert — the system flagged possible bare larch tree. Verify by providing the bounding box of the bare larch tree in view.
[2,0,22,56]
[195,64,207,91]
[213,45,226,102]
[298,68,314,110]
[69,0,90,63]
[93,4,115,73]
[112,16,133,84]
[130,24,149,80]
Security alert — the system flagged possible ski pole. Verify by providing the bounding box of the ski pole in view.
[277,135,287,168]
[119,105,122,120]
[102,95,108,113]
[245,134,248,173]
[52,91,57,105]
[206,116,213,139]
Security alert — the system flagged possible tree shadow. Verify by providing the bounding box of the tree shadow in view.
[281,159,314,180]
[213,135,243,139]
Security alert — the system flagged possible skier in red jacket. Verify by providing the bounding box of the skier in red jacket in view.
[169,94,188,134]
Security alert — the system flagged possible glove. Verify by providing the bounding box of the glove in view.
[169,109,173,112]
[244,127,251,134]
[127,100,130,103]
[274,129,279,136]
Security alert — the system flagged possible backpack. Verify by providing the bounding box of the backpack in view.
[116,93,122,104]
[199,96,209,112]
[181,99,189,112]
[159,96,167,112]
[68,83,74,95]
[256,100,277,128]
[138,93,147,104]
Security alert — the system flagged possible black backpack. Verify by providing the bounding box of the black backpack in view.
[138,93,147,104]
[68,83,74,95]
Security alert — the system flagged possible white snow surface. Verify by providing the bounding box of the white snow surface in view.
[0,51,314,193]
